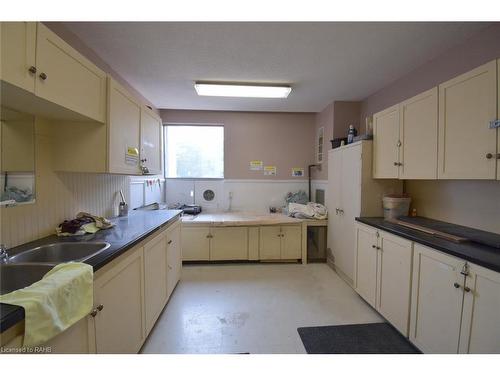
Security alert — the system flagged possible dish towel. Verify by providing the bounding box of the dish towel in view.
[0,262,93,347]
[288,202,328,220]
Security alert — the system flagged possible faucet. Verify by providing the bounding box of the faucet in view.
[0,244,8,264]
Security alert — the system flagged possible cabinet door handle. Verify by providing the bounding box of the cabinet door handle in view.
[372,245,376,249]
[167,240,173,245]
[464,286,471,293]
[28,66,37,74]
[453,282,460,289]
[90,308,98,317]
[376,246,381,250]
[39,72,47,80]
[486,153,493,159]
[394,162,399,166]
[97,304,104,311]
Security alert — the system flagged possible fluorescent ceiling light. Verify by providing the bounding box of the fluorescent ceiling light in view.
[194,83,292,98]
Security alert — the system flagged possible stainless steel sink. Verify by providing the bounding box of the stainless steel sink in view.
[8,242,110,264]
[0,264,55,294]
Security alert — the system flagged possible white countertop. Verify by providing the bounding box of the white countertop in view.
[181,211,323,226]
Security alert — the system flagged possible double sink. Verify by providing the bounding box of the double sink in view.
[0,242,110,295]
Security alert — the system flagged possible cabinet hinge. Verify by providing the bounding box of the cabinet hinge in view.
[460,263,470,277]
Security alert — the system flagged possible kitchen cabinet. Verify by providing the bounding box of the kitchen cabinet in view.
[373,104,400,179]
[140,106,163,175]
[376,231,413,335]
[93,245,145,354]
[35,23,107,123]
[498,59,500,181]
[0,22,107,122]
[354,223,413,336]
[144,230,168,334]
[182,226,210,261]
[108,77,142,174]
[327,141,401,284]
[248,227,260,260]
[166,221,182,298]
[354,223,379,307]
[459,262,500,353]
[210,227,248,260]
[409,243,465,353]
[438,60,497,179]
[259,225,302,260]
[1,22,37,93]
[399,87,438,179]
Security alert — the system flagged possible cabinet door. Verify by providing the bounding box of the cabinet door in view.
[45,316,95,353]
[140,107,162,175]
[438,60,497,179]
[377,231,413,336]
[210,227,248,260]
[409,244,465,353]
[143,230,168,334]
[373,104,400,178]
[0,22,37,92]
[459,263,500,353]
[35,23,106,122]
[259,226,281,260]
[498,60,500,181]
[327,150,343,269]
[399,87,438,179]
[181,226,210,261]
[354,224,378,307]
[337,144,361,281]
[93,246,145,353]
[166,221,182,298]
[108,78,141,174]
[281,225,302,260]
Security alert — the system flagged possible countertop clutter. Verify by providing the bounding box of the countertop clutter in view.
[356,217,500,273]
[0,209,182,334]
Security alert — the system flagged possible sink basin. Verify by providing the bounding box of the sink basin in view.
[0,264,54,294]
[8,242,110,264]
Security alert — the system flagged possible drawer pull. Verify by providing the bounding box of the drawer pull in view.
[90,308,98,317]
[39,72,47,80]
[97,304,104,311]
[28,66,37,74]
[453,282,461,289]
[371,245,376,249]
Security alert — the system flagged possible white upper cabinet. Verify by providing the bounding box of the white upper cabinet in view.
[140,106,163,175]
[399,87,438,179]
[35,23,107,123]
[1,22,37,92]
[373,104,400,178]
[438,60,498,179]
[107,77,142,174]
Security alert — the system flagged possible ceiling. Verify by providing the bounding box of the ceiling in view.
[63,22,490,112]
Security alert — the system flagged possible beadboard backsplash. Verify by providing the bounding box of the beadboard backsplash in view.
[0,117,130,248]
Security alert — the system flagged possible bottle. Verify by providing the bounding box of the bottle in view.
[347,125,357,144]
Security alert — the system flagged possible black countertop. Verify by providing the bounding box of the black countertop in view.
[356,217,500,273]
[0,209,182,334]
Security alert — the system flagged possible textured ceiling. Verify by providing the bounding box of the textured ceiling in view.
[63,22,490,112]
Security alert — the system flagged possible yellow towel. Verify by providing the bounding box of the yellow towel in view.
[0,262,93,347]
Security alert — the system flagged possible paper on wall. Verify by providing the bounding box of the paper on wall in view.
[249,160,263,170]
[264,166,277,176]
[291,167,304,177]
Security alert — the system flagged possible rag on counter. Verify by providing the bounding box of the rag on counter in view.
[57,211,114,236]
[0,262,93,347]
[288,202,328,220]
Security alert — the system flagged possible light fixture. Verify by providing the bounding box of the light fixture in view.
[194,82,292,98]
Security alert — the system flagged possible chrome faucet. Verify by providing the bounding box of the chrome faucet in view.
[0,244,9,264]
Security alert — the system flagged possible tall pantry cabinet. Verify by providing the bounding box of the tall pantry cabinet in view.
[327,141,401,284]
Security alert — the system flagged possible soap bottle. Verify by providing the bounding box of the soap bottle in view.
[347,125,357,144]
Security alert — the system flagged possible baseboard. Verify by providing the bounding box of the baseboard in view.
[327,256,354,288]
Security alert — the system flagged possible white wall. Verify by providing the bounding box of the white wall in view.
[165,179,313,213]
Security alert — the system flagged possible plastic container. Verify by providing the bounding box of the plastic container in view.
[382,195,411,221]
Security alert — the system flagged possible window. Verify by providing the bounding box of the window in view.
[164,125,224,178]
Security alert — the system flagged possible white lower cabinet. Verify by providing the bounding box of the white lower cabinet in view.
[354,223,413,336]
[259,225,302,260]
[166,221,182,298]
[210,227,248,260]
[93,245,146,354]
[181,226,210,261]
[459,263,500,353]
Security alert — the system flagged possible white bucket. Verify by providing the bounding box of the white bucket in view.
[382,196,411,220]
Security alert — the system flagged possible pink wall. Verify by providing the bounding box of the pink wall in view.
[43,22,158,112]
[360,23,500,122]
[311,101,361,180]
[161,110,316,180]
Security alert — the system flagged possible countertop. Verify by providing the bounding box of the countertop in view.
[0,209,182,334]
[181,212,308,226]
[356,217,500,273]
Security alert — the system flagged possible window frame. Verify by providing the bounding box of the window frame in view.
[163,123,225,180]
